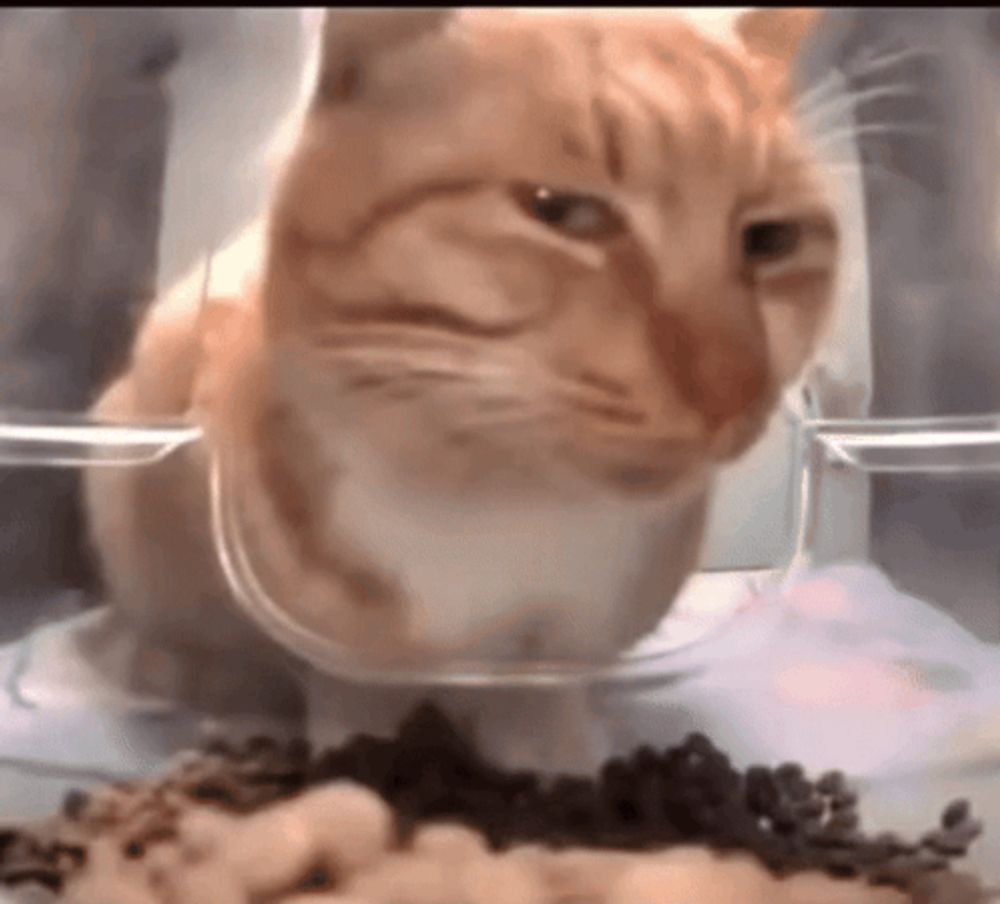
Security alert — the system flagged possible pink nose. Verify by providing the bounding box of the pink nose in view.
[648,311,770,430]
[692,340,770,428]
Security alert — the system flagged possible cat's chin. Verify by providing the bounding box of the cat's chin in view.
[559,434,714,501]
[598,462,710,499]
[707,404,780,466]
[347,430,706,504]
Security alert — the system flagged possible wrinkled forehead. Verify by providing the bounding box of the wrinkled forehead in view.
[461,7,754,66]
[505,7,748,47]
[291,8,817,216]
[446,8,773,190]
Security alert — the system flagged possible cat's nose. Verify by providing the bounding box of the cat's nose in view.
[690,339,770,429]
[647,311,770,430]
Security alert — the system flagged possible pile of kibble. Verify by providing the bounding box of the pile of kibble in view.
[0,705,988,903]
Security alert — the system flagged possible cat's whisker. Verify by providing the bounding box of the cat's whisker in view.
[462,395,538,424]
[457,409,546,432]
[818,152,900,172]
[324,350,503,384]
[469,396,526,413]
[403,368,472,384]
[848,42,938,81]
[345,374,467,396]
[818,159,917,190]
[817,160,882,178]
[812,121,933,152]
[797,82,922,133]
[793,69,846,121]
[794,43,937,132]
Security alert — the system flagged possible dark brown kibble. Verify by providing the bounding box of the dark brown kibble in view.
[1,702,984,901]
[683,732,717,757]
[916,851,951,872]
[827,811,861,833]
[203,738,236,758]
[873,832,917,856]
[830,789,859,810]
[286,738,312,763]
[941,799,971,830]
[244,735,279,758]
[870,863,916,887]
[825,856,861,878]
[0,830,19,857]
[60,789,89,822]
[630,745,660,774]
[775,762,805,785]
[817,770,847,795]
[135,823,179,850]
[0,867,63,891]
[922,830,974,858]
[950,820,984,847]
[49,843,87,869]
[191,779,241,808]
[745,766,780,816]
[792,798,825,822]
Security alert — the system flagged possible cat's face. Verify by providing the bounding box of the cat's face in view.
[262,8,837,498]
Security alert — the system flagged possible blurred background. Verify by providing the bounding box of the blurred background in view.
[0,9,310,639]
[0,8,997,640]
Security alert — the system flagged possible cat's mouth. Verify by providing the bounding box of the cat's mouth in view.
[276,335,772,498]
[706,387,782,463]
[576,444,712,498]
[572,393,780,497]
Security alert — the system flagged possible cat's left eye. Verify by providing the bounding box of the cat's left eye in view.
[742,220,803,262]
[510,184,626,241]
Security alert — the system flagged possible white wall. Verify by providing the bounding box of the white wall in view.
[154,10,311,296]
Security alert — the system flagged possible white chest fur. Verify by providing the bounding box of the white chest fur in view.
[326,435,708,660]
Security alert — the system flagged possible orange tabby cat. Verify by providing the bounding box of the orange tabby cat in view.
[82,8,838,746]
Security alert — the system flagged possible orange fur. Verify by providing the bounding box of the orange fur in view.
[83,8,837,716]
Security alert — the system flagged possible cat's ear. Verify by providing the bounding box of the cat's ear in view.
[314,9,458,105]
[734,8,823,67]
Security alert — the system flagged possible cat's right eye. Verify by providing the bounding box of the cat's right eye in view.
[742,220,803,263]
[509,184,626,242]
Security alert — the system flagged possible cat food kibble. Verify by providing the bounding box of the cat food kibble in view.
[290,782,395,873]
[216,800,319,896]
[0,705,987,904]
[458,853,548,904]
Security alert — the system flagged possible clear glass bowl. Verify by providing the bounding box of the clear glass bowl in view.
[208,437,773,689]
[12,407,1000,686]
[0,405,774,688]
[0,408,200,469]
[787,412,1000,639]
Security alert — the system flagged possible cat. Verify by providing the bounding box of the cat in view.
[81,7,839,769]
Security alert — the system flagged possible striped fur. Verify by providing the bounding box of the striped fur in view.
[84,9,836,710]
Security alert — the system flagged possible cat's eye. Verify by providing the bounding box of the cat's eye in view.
[511,184,626,241]
[742,220,803,262]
